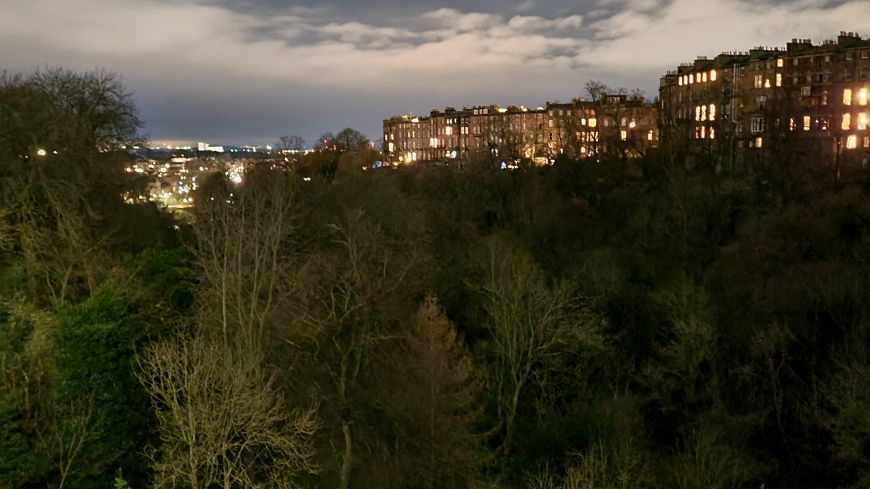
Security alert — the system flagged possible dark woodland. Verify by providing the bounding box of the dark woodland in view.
[3,69,870,489]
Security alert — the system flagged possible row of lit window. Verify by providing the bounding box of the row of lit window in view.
[843,88,868,106]
[399,152,418,162]
[745,132,870,151]
[791,116,828,132]
[678,70,718,86]
[841,113,869,131]
[620,130,657,141]
[753,74,782,88]
[846,135,870,149]
[694,126,717,140]
[694,104,717,122]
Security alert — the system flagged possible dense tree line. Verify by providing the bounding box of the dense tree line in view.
[3,69,870,488]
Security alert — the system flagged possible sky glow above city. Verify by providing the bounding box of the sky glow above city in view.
[3,0,870,145]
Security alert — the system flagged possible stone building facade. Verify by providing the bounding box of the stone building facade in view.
[660,32,870,172]
[383,96,659,166]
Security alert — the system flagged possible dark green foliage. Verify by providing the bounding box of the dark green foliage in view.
[50,283,153,487]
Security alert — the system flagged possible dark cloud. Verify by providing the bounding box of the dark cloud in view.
[203,0,599,23]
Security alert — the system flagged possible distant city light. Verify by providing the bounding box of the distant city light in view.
[36,148,46,156]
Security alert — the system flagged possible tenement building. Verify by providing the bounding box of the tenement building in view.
[382,95,659,166]
[660,32,870,172]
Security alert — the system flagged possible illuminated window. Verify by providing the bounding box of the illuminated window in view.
[865,136,870,148]
[445,127,453,136]
[765,79,771,88]
[776,73,782,87]
[695,106,701,121]
[588,118,597,128]
[700,126,706,139]
[842,113,852,130]
[859,89,868,106]
[702,72,708,83]
[803,116,811,131]
[678,77,683,86]
[701,105,707,121]
[648,130,654,141]
[755,137,763,148]
[844,89,853,105]
[789,118,796,131]
[846,135,858,149]
[620,130,628,141]
[859,113,868,130]
[754,75,763,88]
[777,58,784,68]
[710,70,717,81]
[689,74,694,84]
[709,104,716,120]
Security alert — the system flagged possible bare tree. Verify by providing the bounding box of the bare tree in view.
[42,398,98,489]
[190,168,297,350]
[333,128,369,152]
[138,333,318,489]
[585,80,611,104]
[277,135,306,152]
[139,166,318,488]
[476,237,602,455]
[0,69,140,304]
[296,208,421,489]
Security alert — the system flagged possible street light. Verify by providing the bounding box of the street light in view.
[36,149,46,157]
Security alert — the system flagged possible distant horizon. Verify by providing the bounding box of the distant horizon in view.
[136,93,593,148]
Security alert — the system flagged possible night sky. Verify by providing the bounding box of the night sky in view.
[3,0,869,145]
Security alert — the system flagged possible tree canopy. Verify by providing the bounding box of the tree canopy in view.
[3,68,870,489]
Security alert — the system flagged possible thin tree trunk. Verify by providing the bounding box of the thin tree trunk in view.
[339,420,353,489]
[501,381,523,456]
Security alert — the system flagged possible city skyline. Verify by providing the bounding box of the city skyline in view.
[4,0,870,145]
